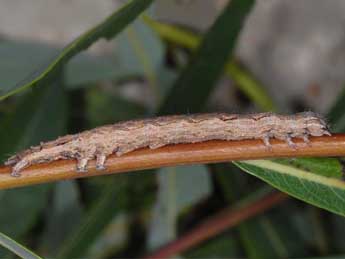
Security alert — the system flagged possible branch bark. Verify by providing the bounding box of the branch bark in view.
[1,134,345,190]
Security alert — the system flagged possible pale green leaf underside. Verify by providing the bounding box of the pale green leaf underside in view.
[235,160,345,217]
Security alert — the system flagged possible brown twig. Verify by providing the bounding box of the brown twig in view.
[1,134,345,190]
[144,191,288,259]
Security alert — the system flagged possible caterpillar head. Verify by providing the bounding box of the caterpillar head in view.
[298,112,331,137]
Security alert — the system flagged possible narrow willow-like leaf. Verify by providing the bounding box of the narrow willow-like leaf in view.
[158,0,255,114]
[0,0,153,101]
[0,232,42,259]
[148,165,212,250]
[119,20,164,103]
[0,79,66,253]
[39,181,84,256]
[0,75,67,162]
[327,85,345,132]
[275,158,343,179]
[57,180,123,259]
[212,164,290,258]
[57,173,155,258]
[235,160,345,217]
[144,17,276,112]
[0,40,126,90]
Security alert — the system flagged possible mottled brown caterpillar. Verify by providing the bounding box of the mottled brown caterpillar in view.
[5,112,331,177]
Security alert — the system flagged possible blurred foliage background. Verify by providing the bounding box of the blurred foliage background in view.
[1,0,345,258]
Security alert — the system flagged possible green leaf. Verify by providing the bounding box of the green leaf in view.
[144,17,276,112]
[327,85,345,132]
[143,16,199,50]
[226,62,276,112]
[329,212,345,251]
[116,18,165,103]
[0,75,67,253]
[212,164,285,258]
[0,40,126,90]
[58,182,119,258]
[184,233,241,258]
[276,158,343,179]
[147,165,212,250]
[56,179,125,259]
[57,172,155,258]
[158,0,255,114]
[85,87,146,128]
[236,160,345,217]
[238,212,310,258]
[0,0,153,101]
[66,52,126,88]
[39,181,84,257]
[85,214,128,258]
[238,219,283,259]
[0,185,51,240]
[0,74,67,162]
[0,232,42,259]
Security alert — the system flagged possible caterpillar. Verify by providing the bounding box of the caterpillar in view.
[5,112,331,177]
